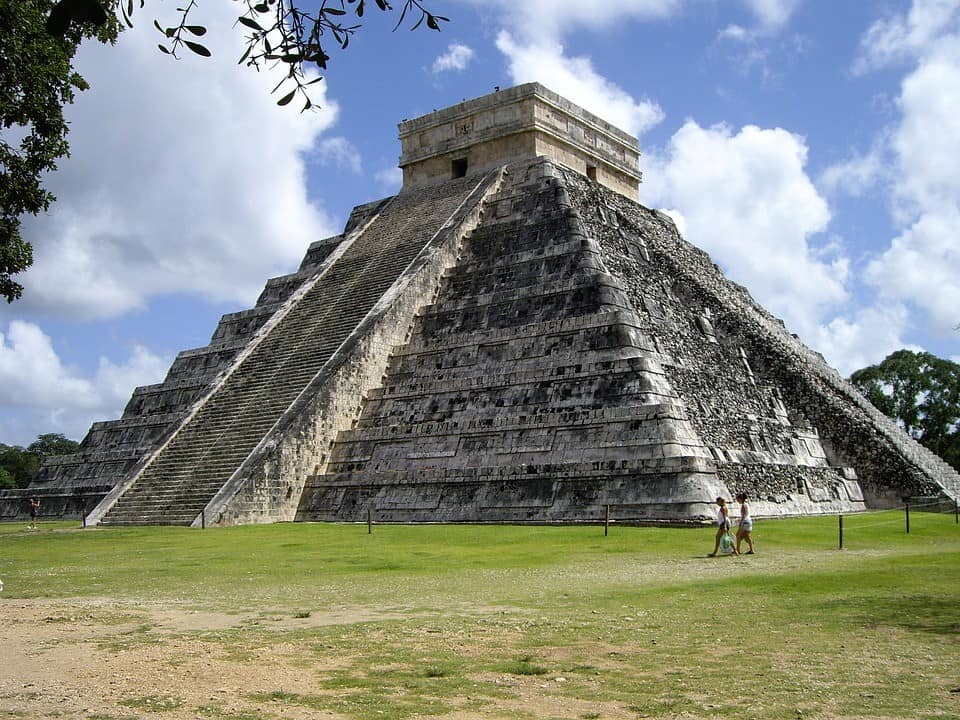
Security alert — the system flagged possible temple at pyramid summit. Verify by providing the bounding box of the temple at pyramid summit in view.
[4,83,958,526]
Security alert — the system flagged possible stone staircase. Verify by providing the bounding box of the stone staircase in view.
[297,168,720,522]
[96,176,485,525]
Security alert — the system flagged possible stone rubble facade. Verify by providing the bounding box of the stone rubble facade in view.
[3,84,957,525]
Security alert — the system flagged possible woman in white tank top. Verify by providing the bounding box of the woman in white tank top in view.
[736,493,755,554]
[708,497,736,556]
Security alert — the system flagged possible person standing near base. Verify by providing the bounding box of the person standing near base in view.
[708,497,736,556]
[29,497,40,530]
[736,493,755,554]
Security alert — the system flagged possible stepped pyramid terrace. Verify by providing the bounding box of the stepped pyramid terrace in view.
[3,83,958,526]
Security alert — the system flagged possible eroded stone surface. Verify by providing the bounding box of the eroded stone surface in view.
[7,86,958,525]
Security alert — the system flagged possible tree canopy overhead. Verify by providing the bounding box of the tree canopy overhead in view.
[1,0,445,303]
[850,349,960,472]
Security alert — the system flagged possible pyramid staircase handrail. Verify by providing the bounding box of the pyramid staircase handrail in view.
[84,192,395,527]
[198,168,508,526]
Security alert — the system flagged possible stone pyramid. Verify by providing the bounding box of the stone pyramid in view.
[7,84,958,525]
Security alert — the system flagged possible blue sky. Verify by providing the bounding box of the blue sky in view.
[2,0,959,446]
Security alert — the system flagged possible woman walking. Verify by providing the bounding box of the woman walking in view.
[708,497,737,556]
[736,493,755,554]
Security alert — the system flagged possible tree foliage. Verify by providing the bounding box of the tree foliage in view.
[850,349,960,471]
[1,0,445,304]
[153,0,447,111]
[0,0,119,303]
[0,433,80,489]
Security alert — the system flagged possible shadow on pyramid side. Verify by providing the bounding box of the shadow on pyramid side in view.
[6,84,958,526]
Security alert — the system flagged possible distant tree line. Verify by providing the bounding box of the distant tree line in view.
[850,349,960,472]
[0,434,79,489]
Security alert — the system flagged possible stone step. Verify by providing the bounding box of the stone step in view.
[101,174,488,524]
[308,454,715,488]
[345,402,687,440]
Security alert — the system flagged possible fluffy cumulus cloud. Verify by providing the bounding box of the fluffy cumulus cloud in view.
[642,121,845,340]
[866,207,960,334]
[0,322,169,445]
[14,3,339,320]
[819,146,887,198]
[440,1,673,138]
[432,42,476,73]
[495,33,665,137]
[812,304,915,378]
[850,1,960,339]
[853,0,960,74]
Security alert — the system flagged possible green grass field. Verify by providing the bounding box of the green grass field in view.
[1,512,958,719]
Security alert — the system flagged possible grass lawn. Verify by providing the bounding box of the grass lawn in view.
[1,512,958,719]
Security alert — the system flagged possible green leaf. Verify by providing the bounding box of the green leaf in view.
[238,16,264,31]
[185,25,207,36]
[184,40,211,57]
[157,43,171,54]
[323,7,346,15]
[277,89,296,106]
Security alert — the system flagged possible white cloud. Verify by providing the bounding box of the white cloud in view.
[375,167,403,192]
[0,322,168,445]
[865,207,960,334]
[812,304,916,378]
[852,6,960,340]
[643,121,843,339]
[853,0,960,74]
[464,0,681,44]
[496,32,665,137]
[14,4,339,320]
[819,146,887,198]
[432,42,476,73]
[315,137,363,174]
[742,0,800,33]
[892,48,960,212]
[719,24,750,41]
[718,0,800,42]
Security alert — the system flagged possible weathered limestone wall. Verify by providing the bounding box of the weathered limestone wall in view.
[399,83,640,199]
[298,159,730,524]
[1,205,372,520]
[534,133,639,200]
[560,165,958,510]
[400,132,537,190]
[203,171,506,525]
